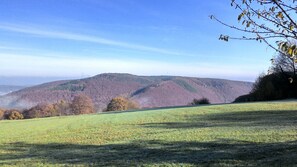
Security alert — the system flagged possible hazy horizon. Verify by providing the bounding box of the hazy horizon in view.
[0,72,257,86]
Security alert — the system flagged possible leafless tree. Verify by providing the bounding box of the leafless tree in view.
[211,0,297,63]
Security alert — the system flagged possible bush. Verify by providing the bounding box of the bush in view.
[233,94,256,103]
[23,100,73,119]
[0,108,4,120]
[5,110,23,120]
[106,96,139,111]
[71,94,95,115]
[106,97,128,111]
[190,98,210,105]
[234,72,297,102]
[23,103,58,119]
[53,100,72,116]
[127,99,140,110]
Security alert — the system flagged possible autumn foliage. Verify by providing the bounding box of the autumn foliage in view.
[71,94,95,115]
[5,110,24,120]
[54,100,72,115]
[106,96,139,111]
[0,108,4,120]
[0,94,96,120]
[23,103,58,119]
[22,95,94,119]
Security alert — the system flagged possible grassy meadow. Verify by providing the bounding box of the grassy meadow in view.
[1,101,297,166]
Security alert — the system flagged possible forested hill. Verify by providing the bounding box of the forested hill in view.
[0,73,253,110]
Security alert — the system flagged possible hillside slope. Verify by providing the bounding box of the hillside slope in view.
[0,73,253,110]
[0,102,297,166]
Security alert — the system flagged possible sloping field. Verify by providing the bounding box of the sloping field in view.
[1,101,297,166]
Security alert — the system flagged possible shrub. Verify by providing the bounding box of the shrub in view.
[53,100,72,116]
[190,98,210,105]
[5,110,23,120]
[106,97,128,111]
[234,72,297,102]
[23,100,74,119]
[0,108,4,120]
[127,99,140,110]
[71,94,95,115]
[233,94,256,103]
[106,96,139,111]
[23,103,58,119]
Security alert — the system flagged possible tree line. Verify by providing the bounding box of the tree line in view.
[0,95,141,120]
[0,94,211,121]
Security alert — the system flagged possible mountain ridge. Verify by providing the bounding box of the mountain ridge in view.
[0,73,253,110]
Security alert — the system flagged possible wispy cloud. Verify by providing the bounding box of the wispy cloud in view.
[0,23,192,56]
[0,46,37,51]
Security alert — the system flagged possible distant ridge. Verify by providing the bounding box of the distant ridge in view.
[0,73,253,110]
[0,85,25,96]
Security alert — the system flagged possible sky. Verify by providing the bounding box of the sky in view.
[0,0,275,83]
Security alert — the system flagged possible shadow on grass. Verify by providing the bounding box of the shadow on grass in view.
[1,139,297,166]
[142,110,297,129]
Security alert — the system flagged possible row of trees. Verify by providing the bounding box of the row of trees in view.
[0,94,95,120]
[0,95,141,120]
[105,96,210,111]
[0,109,24,120]
[23,94,95,119]
[0,94,211,120]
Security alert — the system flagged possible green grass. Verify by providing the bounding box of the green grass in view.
[1,101,297,166]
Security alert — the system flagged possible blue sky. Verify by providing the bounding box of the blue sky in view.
[0,0,274,82]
